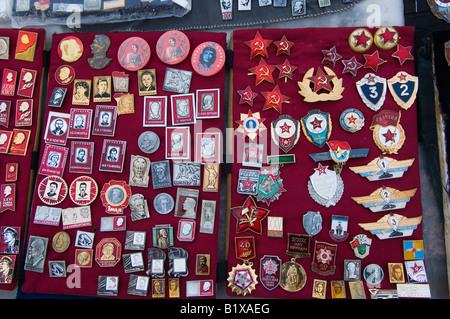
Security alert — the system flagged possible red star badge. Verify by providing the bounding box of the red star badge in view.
[307,67,335,92]
[236,110,266,140]
[321,46,342,68]
[391,44,414,65]
[382,128,396,142]
[310,117,323,130]
[244,31,273,59]
[279,122,291,134]
[231,196,270,234]
[274,35,294,56]
[248,58,276,86]
[237,86,258,106]
[378,27,397,45]
[314,163,328,175]
[276,59,297,82]
[363,50,387,72]
[342,56,363,76]
[353,30,372,48]
[261,85,290,113]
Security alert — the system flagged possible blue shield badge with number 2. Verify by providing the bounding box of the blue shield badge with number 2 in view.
[387,71,418,110]
[356,73,387,112]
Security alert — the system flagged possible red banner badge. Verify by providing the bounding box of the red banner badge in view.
[312,241,337,276]
[235,236,256,261]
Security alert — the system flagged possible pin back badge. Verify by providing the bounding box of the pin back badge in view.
[340,108,365,133]
[312,241,337,276]
[348,28,373,53]
[230,196,269,234]
[15,30,38,62]
[227,236,258,296]
[303,211,323,236]
[329,215,349,242]
[156,30,190,65]
[308,163,344,207]
[69,175,98,206]
[351,186,417,213]
[349,155,415,181]
[244,31,272,60]
[387,71,418,110]
[297,67,344,102]
[358,212,422,240]
[259,255,282,291]
[237,86,258,106]
[95,237,121,268]
[256,166,286,206]
[235,110,266,140]
[58,36,84,63]
[349,234,372,259]
[191,41,225,76]
[301,109,331,148]
[356,73,387,111]
[374,26,398,50]
[100,180,132,215]
[369,110,405,154]
[117,37,151,71]
[271,114,300,153]
[38,175,68,206]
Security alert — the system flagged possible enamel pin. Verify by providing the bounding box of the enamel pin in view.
[312,241,337,276]
[271,114,301,153]
[261,85,290,113]
[274,35,294,56]
[146,247,166,278]
[363,50,386,72]
[308,163,344,207]
[235,110,267,140]
[248,58,276,86]
[95,238,121,268]
[267,216,283,238]
[349,234,372,259]
[349,156,415,181]
[100,180,132,215]
[191,41,225,76]
[69,176,98,206]
[321,46,342,68]
[303,211,323,236]
[301,109,331,148]
[387,71,418,110]
[15,30,38,62]
[358,212,422,240]
[428,0,450,23]
[167,247,189,277]
[404,260,428,283]
[237,86,258,106]
[309,140,369,174]
[231,196,269,234]
[356,73,387,111]
[329,215,349,242]
[257,166,286,205]
[351,186,417,213]
[286,233,311,259]
[244,31,272,59]
[392,44,414,65]
[403,240,424,260]
[1,184,16,213]
[297,67,344,102]
[227,236,258,296]
[340,108,365,133]
[370,110,405,154]
[259,255,282,291]
[237,169,260,196]
[374,26,399,50]
[281,234,309,292]
[348,28,373,53]
[276,59,297,82]
[341,56,363,77]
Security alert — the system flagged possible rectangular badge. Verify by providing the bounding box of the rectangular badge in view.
[5,163,18,182]
[48,87,67,108]
[0,100,11,127]
[165,126,190,160]
[17,68,37,98]
[33,206,62,226]
[92,76,112,103]
[196,88,220,119]
[237,168,259,195]
[185,280,214,297]
[69,141,94,174]
[0,130,13,154]
[0,226,20,254]
[44,111,70,145]
[203,164,219,192]
[15,30,38,62]
[199,200,216,234]
[1,69,17,96]
[92,105,117,136]
[1,184,16,212]
[38,144,69,177]
[286,233,311,258]
[99,139,126,173]
[235,236,256,261]
[72,79,91,106]
[68,108,92,139]
[15,99,33,127]
[170,93,196,125]
[195,132,221,164]
[62,206,92,230]
[8,129,31,156]
[143,96,167,127]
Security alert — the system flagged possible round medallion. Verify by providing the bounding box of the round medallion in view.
[348,28,373,53]
[52,231,70,253]
[363,263,384,285]
[279,260,307,292]
[100,180,132,215]
[138,131,160,154]
[153,193,175,215]
[38,175,68,206]
[58,36,84,63]
[117,37,151,71]
[374,26,399,50]
[69,176,98,206]
[55,65,75,85]
[191,41,226,76]
[340,108,365,133]
[156,30,190,65]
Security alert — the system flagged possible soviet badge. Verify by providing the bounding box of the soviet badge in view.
[301,109,331,148]
[329,215,349,242]
[256,166,286,206]
[274,35,294,56]
[235,110,267,140]
[321,46,342,68]
[392,44,414,65]
[248,58,276,86]
[88,34,113,70]
[227,236,258,296]
[351,186,417,213]
[237,86,258,106]
[350,234,372,259]
[303,211,323,237]
[261,85,290,113]
[356,73,387,111]
[340,108,365,133]
[312,241,337,276]
[358,212,422,240]
[244,31,272,59]
[100,180,132,214]
[297,67,344,102]
[349,156,415,181]
[230,196,270,234]
[369,110,405,154]
[387,71,418,110]
[374,26,399,50]
[348,28,373,53]
[271,114,300,153]
[259,255,282,291]
[307,163,344,208]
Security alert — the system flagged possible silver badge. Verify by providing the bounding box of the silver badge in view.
[308,163,344,207]
[153,193,174,215]
[138,131,160,154]
[303,211,323,236]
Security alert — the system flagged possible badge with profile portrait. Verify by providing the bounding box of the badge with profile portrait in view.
[100,180,131,215]
[58,36,83,63]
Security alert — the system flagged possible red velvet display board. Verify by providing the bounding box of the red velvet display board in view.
[21,31,226,298]
[227,27,423,299]
[0,28,45,290]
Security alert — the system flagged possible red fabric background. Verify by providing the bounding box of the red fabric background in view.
[227,27,422,299]
[0,28,45,291]
[21,31,226,298]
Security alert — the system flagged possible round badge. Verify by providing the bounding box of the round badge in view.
[374,26,399,50]
[191,41,225,76]
[100,180,132,215]
[52,231,71,253]
[69,176,98,206]
[156,30,190,65]
[117,37,151,71]
[340,108,365,133]
[38,175,68,206]
[348,28,373,53]
[138,131,160,154]
[280,261,307,292]
[55,65,75,85]
[58,36,84,63]
[153,193,175,215]
[363,264,384,285]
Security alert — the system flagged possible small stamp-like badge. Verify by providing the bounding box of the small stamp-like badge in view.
[38,144,69,177]
[44,111,70,146]
[174,188,199,219]
[92,105,117,137]
[165,127,190,160]
[143,96,167,127]
[329,215,349,242]
[1,184,15,213]
[0,100,11,127]
[61,206,92,230]
[17,68,37,98]
[195,132,221,164]
[15,99,33,127]
[68,108,92,140]
[151,160,172,189]
[69,141,94,174]
[237,169,259,195]
[1,69,17,96]
[99,139,127,173]
[196,88,220,119]
[349,234,372,259]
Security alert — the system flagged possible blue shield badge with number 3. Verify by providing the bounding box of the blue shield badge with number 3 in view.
[356,73,387,111]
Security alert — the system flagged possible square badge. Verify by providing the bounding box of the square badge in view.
[99,139,127,173]
[170,93,195,126]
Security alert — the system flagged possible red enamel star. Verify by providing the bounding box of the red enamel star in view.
[382,129,396,142]
[237,86,258,106]
[261,85,290,113]
[321,46,342,68]
[392,44,414,65]
[314,163,328,175]
[342,56,363,77]
[279,122,291,134]
[244,31,273,59]
[231,196,270,234]
[307,67,335,92]
[353,30,372,48]
[378,27,397,45]
[347,115,357,124]
[274,35,294,56]
[310,116,323,130]
[276,59,297,82]
[363,50,387,72]
[410,262,424,275]
[248,58,276,86]
[397,72,408,81]
[242,178,254,190]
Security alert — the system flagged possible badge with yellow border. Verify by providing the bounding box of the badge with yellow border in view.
[369,110,405,154]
